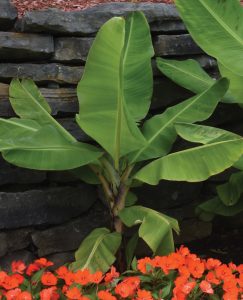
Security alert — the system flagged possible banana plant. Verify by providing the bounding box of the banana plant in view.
[156,0,243,220]
[1,11,242,273]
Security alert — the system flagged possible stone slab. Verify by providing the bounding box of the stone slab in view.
[53,37,93,63]
[0,185,97,229]
[16,3,185,36]
[0,32,54,60]
[0,156,46,185]
[0,0,17,30]
[0,63,83,84]
[154,34,202,56]
[32,202,109,256]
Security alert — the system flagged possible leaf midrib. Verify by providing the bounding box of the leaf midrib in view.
[199,0,243,48]
[82,231,108,269]
[20,83,77,143]
[132,83,218,162]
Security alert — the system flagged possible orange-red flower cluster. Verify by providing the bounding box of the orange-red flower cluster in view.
[137,246,243,300]
[0,247,242,300]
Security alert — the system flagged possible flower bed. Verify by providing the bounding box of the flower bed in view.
[1,247,243,300]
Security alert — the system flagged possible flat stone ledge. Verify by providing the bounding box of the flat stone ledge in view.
[0,0,17,30]
[154,34,202,56]
[0,32,54,60]
[53,37,93,63]
[16,3,185,36]
[0,63,83,84]
[0,185,97,229]
[32,202,109,256]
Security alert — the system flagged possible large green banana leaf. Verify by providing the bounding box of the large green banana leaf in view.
[76,12,153,165]
[156,58,235,103]
[217,171,243,206]
[119,206,179,255]
[134,138,243,185]
[1,124,102,170]
[70,228,121,273]
[235,156,243,170]
[9,79,76,143]
[174,0,243,75]
[129,78,228,163]
[218,63,243,103]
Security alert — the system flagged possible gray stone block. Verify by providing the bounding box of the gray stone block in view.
[6,228,33,252]
[154,34,202,56]
[0,63,83,84]
[134,181,202,210]
[47,252,75,269]
[0,32,54,60]
[0,185,97,229]
[0,0,17,30]
[174,219,212,244]
[0,233,7,257]
[16,3,185,36]
[0,156,46,185]
[32,202,109,256]
[53,37,93,63]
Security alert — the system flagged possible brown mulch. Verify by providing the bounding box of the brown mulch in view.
[11,0,173,17]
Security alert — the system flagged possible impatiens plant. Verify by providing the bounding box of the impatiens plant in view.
[1,247,243,299]
[156,0,243,220]
[1,11,242,272]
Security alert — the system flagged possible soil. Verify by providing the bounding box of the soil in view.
[11,0,173,17]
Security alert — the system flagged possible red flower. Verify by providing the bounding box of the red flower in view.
[136,289,153,300]
[55,266,69,280]
[97,291,116,300]
[16,291,32,300]
[205,258,221,270]
[26,264,40,276]
[5,288,21,300]
[74,269,91,286]
[11,261,26,274]
[66,287,82,300]
[40,287,60,300]
[104,266,119,283]
[187,258,205,279]
[115,282,134,298]
[35,258,53,268]
[41,272,58,286]
[137,257,153,274]
[1,275,20,290]
[90,271,103,284]
[199,280,214,294]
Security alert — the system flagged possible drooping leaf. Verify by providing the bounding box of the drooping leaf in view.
[175,123,241,145]
[156,58,235,103]
[174,0,243,75]
[119,206,179,255]
[134,139,243,185]
[196,196,243,219]
[1,125,102,170]
[129,78,229,162]
[77,12,153,165]
[9,79,75,143]
[70,228,121,273]
[217,171,243,206]
[175,123,243,169]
